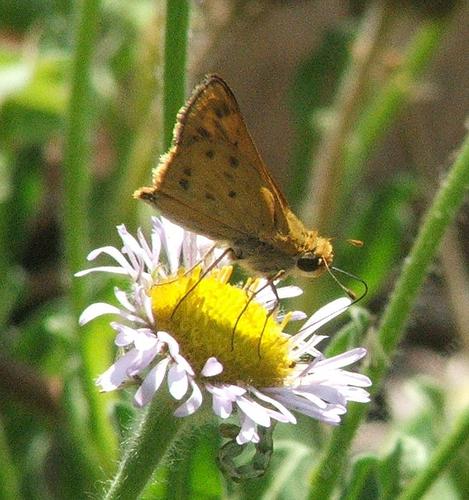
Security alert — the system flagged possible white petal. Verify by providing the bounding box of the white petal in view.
[288,310,308,322]
[237,397,270,427]
[134,358,170,407]
[182,231,198,268]
[150,227,162,269]
[111,323,139,346]
[114,288,136,312]
[133,331,158,351]
[160,217,184,273]
[309,369,371,388]
[225,385,247,398]
[306,384,347,405]
[313,348,367,370]
[236,415,259,445]
[174,381,203,416]
[292,389,330,408]
[294,335,328,359]
[342,372,372,387]
[206,383,233,399]
[96,349,140,391]
[339,386,371,403]
[276,286,303,299]
[201,357,223,377]
[168,363,188,400]
[118,224,143,255]
[292,298,351,345]
[86,245,134,272]
[127,346,159,377]
[157,331,180,357]
[173,354,195,376]
[75,266,129,277]
[117,225,145,273]
[268,391,342,424]
[250,387,296,423]
[255,285,303,310]
[78,303,121,325]
[207,384,246,399]
[212,393,233,419]
[136,227,156,270]
[142,290,155,325]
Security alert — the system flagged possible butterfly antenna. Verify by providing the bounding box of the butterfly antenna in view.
[291,265,367,343]
[329,265,368,305]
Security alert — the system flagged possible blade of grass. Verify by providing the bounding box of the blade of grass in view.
[103,2,191,495]
[62,0,117,472]
[308,132,469,498]
[0,416,20,500]
[163,0,190,150]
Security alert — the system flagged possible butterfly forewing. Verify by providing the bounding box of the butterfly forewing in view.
[135,74,336,276]
[137,75,293,242]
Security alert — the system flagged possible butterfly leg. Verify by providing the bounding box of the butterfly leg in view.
[182,242,221,277]
[170,246,234,319]
[231,270,285,357]
[151,243,222,289]
[256,271,285,357]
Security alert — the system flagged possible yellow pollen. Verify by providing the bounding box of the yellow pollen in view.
[150,266,294,387]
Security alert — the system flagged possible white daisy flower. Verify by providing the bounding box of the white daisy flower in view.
[76,217,371,445]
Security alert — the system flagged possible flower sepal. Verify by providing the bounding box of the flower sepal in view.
[217,422,276,482]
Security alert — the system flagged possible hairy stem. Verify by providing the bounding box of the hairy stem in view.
[309,132,469,498]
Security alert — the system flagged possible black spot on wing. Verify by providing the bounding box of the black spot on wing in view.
[197,127,211,139]
[229,156,239,168]
[214,103,231,118]
[179,178,189,190]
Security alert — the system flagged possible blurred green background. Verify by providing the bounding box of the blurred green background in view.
[0,1,468,498]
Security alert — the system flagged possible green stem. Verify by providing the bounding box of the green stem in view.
[397,406,469,500]
[339,16,449,220]
[104,390,185,499]
[163,0,190,150]
[63,0,117,470]
[309,132,469,498]
[375,133,469,356]
[63,0,97,303]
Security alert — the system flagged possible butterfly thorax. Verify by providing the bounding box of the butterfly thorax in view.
[233,229,333,277]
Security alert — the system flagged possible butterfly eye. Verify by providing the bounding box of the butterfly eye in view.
[296,255,322,273]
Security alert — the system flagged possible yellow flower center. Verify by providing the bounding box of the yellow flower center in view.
[150,266,294,387]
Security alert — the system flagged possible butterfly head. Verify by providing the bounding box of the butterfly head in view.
[295,236,333,277]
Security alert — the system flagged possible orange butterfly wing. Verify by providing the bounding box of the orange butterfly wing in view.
[135,75,295,244]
